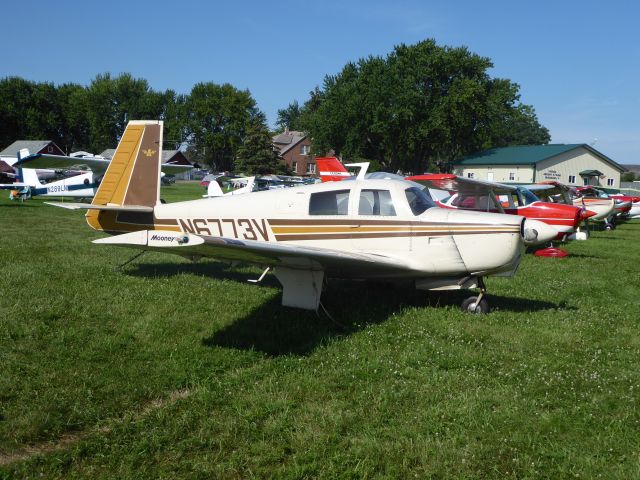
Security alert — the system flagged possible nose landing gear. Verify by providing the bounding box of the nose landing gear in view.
[461,277,490,314]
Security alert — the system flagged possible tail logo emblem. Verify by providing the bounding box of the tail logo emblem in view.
[142,148,156,157]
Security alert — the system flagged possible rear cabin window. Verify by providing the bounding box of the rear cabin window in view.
[358,189,396,216]
[309,190,350,215]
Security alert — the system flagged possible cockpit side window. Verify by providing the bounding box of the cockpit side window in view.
[405,187,436,215]
[309,189,350,215]
[358,189,396,216]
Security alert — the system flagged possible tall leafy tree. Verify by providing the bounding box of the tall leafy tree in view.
[0,77,63,149]
[56,82,90,153]
[85,73,166,152]
[184,82,260,171]
[300,40,550,173]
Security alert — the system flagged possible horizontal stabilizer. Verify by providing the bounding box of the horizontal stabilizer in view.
[93,230,204,248]
[45,202,153,212]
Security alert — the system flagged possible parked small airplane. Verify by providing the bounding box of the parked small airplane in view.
[0,167,96,199]
[316,157,586,256]
[47,121,556,313]
[1,151,192,199]
[575,186,632,227]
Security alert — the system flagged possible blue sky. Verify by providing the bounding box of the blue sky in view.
[2,0,639,164]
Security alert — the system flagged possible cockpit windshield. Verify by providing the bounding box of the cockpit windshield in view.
[516,187,540,206]
[405,187,437,215]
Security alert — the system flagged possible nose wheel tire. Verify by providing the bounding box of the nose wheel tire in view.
[461,295,490,314]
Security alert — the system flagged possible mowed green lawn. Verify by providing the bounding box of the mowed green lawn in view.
[1,182,639,478]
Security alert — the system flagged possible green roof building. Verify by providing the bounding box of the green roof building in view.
[453,144,626,188]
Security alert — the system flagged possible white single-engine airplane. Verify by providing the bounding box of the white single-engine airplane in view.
[48,120,556,313]
[1,150,192,199]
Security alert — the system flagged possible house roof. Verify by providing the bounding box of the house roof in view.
[272,130,307,155]
[454,144,626,172]
[579,169,604,177]
[0,140,56,157]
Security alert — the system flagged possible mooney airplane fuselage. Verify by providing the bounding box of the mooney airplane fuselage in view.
[49,121,555,312]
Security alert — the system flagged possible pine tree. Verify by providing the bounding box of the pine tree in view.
[235,114,288,175]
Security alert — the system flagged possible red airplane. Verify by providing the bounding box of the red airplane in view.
[575,186,634,227]
[316,157,595,257]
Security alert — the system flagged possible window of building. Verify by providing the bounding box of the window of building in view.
[309,190,350,215]
[583,177,590,186]
[568,175,576,184]
[509,172,515,181]
[291,161,298,173]
[358,189,396,216]
[607,178,614,186]
[467,172,475,179]
[300,145,310,155]
[306,163,316,174]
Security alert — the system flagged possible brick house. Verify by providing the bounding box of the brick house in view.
[272,130,315,176]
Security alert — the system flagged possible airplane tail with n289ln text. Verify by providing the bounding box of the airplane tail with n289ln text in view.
[47,120,557,313]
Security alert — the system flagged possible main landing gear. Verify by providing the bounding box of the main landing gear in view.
[461,277,490,314]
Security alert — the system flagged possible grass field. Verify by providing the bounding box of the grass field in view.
[1,182,639,478]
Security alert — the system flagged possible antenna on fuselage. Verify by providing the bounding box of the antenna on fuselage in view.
[344,162,369,180]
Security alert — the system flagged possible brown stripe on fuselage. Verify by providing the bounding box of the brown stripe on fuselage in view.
[270,225,518,234]
[273,229,519,241]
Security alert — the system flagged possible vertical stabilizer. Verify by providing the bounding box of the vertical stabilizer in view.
[316,157,352,182]
[86,120,163,231]
[92,120,163,208]
[17,168,43,187]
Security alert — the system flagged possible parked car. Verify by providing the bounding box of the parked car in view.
[161,174,176,185]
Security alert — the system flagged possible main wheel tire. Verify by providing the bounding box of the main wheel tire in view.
[461,296,490,314]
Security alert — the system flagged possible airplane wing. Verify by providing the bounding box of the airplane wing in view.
[94,230,413,276]
[0,182,28,189]
[14,154,109,172]
[14,154,193,175]
[406,174,517,196]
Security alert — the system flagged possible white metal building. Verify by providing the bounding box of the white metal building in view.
[453,144,626,189]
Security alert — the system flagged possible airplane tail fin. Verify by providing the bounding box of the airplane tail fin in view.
[91,120,163,208]
[316,157,351,182]
[17,167,43,187]
[86,120,163,231]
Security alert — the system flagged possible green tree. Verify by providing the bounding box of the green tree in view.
[85,73,166,152]
[622,171,637,182]
[300,40,550,173]
[236,113,288,175]
[184,82,260,171]
[276,100,303,131]
[0,77,64,149]
[56,83,90,153]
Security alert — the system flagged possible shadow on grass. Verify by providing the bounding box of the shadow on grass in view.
[123,260,281,286]
[202,280,569,356]
[202,281,423,356]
